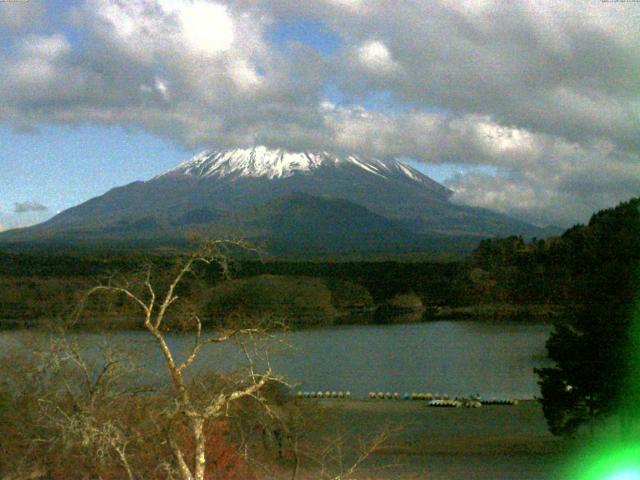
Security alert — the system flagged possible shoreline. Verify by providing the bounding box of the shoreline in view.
[0,303,561,331]
[293,399,567,479]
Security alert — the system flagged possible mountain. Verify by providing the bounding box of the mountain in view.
[0,147,554,255]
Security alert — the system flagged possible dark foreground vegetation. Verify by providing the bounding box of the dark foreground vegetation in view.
[535,197,640,438]
[0,347,299,480]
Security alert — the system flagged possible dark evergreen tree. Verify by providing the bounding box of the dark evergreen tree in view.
[536,198,640,436]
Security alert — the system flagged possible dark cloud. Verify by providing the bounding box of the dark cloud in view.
[14,201,48,213]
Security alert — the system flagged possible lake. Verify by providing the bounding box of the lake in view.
[0,320,552,399]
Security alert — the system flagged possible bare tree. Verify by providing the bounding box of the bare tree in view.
[0,333,144,480]
[1,240,394,480]
[303,428,392,480]
[80,239,283,480]
[43,336,140,479]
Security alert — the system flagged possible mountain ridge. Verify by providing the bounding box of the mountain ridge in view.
[0,146,557,255]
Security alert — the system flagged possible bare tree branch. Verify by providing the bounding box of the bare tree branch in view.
[74,239,279,480]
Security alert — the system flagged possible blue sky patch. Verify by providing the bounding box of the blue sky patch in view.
[268,19,342,55]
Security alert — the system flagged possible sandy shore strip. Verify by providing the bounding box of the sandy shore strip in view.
[290,398,569,478]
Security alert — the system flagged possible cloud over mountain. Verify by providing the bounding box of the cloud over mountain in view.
[1,0,639,226]
[13,201,48,214]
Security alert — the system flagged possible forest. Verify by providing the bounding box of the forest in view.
[1,197,638,330]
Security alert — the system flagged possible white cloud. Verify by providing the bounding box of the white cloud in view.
[357,40,397,75]
[154,77,170,100]
[162,0,235,55]
[89,0,163,60]
[447,141,640,226]
[326,0,367,12]
[1,0,639,226]
[471,121,540,162]
[319,106,544,168]
[229,59,262,90]
[19,34,70,59]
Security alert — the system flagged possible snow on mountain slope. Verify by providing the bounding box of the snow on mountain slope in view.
[159,146,449,194]
[161,147,324,179]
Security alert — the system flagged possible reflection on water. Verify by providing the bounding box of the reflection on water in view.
[1,320,552,399]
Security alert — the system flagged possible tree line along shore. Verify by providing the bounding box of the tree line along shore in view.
[0,251,564,330]
[2,197,638,330]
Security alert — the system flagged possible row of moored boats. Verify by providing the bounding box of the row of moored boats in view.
[295,390,518,406]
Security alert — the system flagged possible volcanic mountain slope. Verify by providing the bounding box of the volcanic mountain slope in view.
[0,147,552,253]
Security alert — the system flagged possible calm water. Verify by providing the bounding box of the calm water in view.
[0,320,552,399]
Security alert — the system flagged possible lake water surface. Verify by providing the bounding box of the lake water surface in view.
[1,320,552,399]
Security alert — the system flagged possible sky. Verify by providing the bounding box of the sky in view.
[1,0,639,231]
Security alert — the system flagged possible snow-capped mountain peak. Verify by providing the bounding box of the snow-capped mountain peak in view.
[158,146,441,189]
[161,147,323,180]
[2,146,550,249]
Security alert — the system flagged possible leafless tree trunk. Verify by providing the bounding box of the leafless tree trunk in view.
[81,239,281,480]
